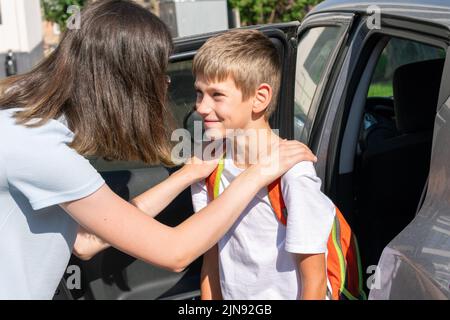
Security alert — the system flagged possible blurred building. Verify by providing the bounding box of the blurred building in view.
[0,0,43,78]
[0,0,230,78]
[159,0,229,38]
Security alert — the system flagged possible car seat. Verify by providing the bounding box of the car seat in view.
[356,58,445,269]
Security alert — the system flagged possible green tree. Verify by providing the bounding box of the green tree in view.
[41,0,88,32]
[229,0,324,25]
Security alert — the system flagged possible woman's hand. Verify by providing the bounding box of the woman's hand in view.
[182,156,220,183]
[251,139,317,186]
[181,141,224,183]
[73,225,110,261]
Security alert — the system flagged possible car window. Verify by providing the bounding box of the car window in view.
[294,26,345,143]
[167,59,196,128]
[368,38,446,98]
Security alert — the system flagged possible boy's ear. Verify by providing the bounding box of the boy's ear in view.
[252,83,273,114]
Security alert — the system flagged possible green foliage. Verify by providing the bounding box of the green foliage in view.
[367,82,393,98]
[228,0,324,25]
[41,0,87,31]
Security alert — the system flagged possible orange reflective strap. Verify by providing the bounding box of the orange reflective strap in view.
[205,159,225,201]
[267,178,288,225]
[206,167,217,201]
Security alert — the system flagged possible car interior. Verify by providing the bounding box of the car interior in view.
[336,35,446,286]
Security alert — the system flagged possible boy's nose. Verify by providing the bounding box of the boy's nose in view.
[195,100,212,117]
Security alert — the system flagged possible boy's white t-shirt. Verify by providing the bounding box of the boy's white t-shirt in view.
[191,154,335,300]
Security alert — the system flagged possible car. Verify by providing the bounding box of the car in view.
[54,0,450,300]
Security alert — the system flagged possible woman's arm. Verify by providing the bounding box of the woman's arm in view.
[73,157,220,260]
[64,165,262,272]
[200,244,222,300]
[131,161,218,217]
[65,140,315,270]
[297,253,328,300]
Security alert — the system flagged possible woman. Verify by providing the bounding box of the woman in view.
[0,0,315,299]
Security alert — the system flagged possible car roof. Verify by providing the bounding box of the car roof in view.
[310,0,450,28]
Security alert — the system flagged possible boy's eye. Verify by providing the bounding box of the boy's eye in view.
[213,92,224,97]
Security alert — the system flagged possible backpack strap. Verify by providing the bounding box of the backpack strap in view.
[205,159,225,202]
[327,207,367,300]
[206,158,288,226]
[267,178,288,225]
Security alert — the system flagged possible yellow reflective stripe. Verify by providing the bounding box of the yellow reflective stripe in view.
[213,160,224,199]
[331,219,346,293]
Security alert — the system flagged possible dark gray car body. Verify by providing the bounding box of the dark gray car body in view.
[310,0,450,299]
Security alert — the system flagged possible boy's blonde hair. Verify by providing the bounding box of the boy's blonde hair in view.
[193,29,281,118]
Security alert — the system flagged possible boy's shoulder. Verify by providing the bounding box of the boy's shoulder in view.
[281,161,317,182]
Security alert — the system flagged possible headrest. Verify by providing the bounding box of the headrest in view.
[393,59,444,134]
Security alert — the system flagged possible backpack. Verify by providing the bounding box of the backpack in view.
[205,161,367,300]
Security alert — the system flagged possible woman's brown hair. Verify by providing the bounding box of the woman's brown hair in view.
[0,0,175,165]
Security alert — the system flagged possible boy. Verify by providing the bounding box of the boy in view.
[190,29,335,300]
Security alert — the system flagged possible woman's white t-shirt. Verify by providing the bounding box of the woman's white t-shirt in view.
[0,108,105,299]
[191,154,335,300]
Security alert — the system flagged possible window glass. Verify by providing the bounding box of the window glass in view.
[368,38,445,98]
[294,26,345,142]
[167,59,196,128]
